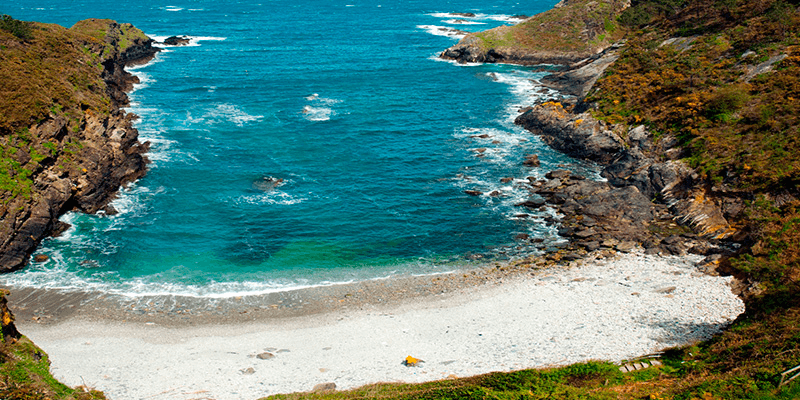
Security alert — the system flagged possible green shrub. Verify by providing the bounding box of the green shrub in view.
[618,0,687,29]
[0,15,34,40]
[704,84,750,121]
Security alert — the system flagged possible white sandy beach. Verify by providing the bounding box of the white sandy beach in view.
[17,252,744,400]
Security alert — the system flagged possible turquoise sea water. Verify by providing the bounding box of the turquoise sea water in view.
[2,0,594,297]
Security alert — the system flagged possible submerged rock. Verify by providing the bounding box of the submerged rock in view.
[252,176,284,192]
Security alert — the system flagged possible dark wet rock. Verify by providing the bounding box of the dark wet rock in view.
[523,154,541,167]
[32,255,48,263]
[464,190,482,196]
[162,35,191,46]
[252,176,284,192]
[515,233,530,241]
[516,107,625,165]
[500,177,514,183]
[516,198,546,208]
[450,12,476,17]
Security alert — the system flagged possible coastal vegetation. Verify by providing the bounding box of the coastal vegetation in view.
[474,0,626,53]
[0,291,105,399]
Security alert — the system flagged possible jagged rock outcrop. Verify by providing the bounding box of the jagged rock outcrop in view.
[0,19,158,272]
[539,42,624,97]
[515,101,735,241]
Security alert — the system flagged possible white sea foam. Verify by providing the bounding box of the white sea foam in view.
[302,94,342,121]
[234,191,308,206]
[427,12,523,24]
[429,54,483,66]
[444,19,486,25]
[187,104,264,127]
[417,25,467,39]
[302,106,334,121]
[163,6,183,12]
[148,35,227,48]
[107,185,168,218]
[0,259,454,299]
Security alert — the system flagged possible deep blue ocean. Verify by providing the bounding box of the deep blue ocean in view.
[2,0,594,297]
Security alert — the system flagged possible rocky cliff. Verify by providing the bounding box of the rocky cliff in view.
[0,17,158,272]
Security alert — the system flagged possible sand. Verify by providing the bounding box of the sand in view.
[13,252,745,400]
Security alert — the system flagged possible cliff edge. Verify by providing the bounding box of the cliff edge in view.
[0,17,159,272]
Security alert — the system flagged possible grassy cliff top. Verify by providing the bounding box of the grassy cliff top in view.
[0,16,148,135]
[473,0,628,54]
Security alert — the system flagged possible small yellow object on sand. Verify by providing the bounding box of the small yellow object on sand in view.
[403,355,423,367]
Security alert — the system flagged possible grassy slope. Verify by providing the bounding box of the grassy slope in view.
[264,1,800,399]
[473,0,627,54]
[0,291,106,399]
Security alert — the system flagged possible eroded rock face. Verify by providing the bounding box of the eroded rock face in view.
[515,102,626,164]
[0,22,157,273]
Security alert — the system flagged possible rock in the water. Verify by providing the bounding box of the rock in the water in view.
[464,190,482,196]
[162,35,191,46]
[252,176,284,192]
[32,254,49,263]
[523,154,541,167]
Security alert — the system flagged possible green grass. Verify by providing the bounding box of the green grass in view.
[471,0,626,54]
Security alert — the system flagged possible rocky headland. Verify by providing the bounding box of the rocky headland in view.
[440,0,629,65]
[0,18,158,273]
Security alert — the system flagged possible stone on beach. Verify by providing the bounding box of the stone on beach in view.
[256,352,275,360]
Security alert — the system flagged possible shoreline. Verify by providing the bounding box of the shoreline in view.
[14,250,745,400]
